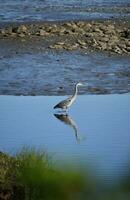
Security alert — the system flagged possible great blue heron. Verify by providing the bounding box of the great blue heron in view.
[54,82,83,111]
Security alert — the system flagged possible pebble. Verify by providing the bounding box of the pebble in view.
[39,29,49,36]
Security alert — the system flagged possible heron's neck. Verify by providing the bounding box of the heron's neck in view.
[72,84,78,98]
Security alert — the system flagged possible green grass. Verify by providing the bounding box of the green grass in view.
[0,149,130,200]
[0,148,85,200]
[15,148,84,200]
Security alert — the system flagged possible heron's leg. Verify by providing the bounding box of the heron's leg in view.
[65,109,68,114]
[58,110,64,113]
[62,108,67,113]
[57,108,66,113]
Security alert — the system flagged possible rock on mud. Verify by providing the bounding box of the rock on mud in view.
[0,20,130,55]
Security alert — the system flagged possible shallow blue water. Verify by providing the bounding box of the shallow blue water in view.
[0,0,130,22]
[0,94,130,184]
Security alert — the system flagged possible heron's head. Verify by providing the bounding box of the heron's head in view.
[76,82,83,86]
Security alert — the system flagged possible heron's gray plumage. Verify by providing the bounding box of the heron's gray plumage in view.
[54,97,71,109]
[54,82,83,110]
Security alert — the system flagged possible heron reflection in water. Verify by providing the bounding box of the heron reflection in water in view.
[54,113,84,143]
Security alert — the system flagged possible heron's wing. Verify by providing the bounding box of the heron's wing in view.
[54,97,71,108]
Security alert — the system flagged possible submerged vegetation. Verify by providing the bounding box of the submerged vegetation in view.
[0,149,130,200]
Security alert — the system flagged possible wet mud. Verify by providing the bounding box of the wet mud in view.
[0,0,130,22]
[0,18,130,96]
[0,43,130,95]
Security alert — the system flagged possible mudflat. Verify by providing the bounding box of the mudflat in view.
[0,20,130,55]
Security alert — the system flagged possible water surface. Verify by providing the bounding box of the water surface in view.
[0,0,130,22]
[0,94,130,185]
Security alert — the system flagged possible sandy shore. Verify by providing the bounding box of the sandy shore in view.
[0,20,130,55]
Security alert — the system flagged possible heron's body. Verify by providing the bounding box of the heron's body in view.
[54,82,83,110]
